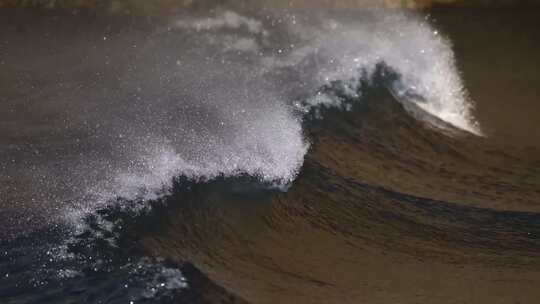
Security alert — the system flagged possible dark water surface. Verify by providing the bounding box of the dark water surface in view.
[1,5,540,304]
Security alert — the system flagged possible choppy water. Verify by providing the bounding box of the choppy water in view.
[1,5,540,304]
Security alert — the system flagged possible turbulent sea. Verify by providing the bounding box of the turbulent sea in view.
[1,4,540,304]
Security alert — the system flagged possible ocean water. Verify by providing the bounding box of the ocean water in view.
[1,4,540,304]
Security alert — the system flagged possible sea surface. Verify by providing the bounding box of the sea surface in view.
[1,4,540,304]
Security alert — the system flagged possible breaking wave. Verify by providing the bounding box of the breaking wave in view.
[0,7,497,304]
[64,9,479,227]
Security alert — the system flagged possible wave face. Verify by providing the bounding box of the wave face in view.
[1,6,539,304]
